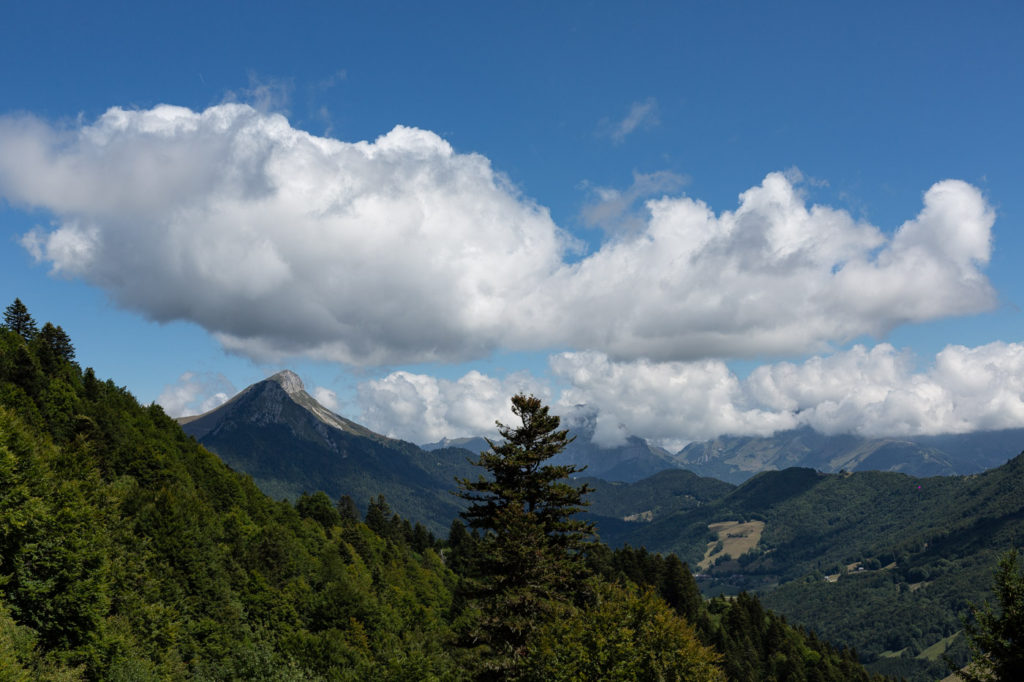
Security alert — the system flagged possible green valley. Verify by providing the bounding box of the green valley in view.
[586,460,1024,680]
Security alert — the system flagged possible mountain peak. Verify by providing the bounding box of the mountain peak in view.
[268,370,304,395]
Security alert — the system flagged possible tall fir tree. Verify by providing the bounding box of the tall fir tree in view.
[2,299,37,340]
[455,394,594,677]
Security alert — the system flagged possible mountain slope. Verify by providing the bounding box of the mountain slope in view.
[587,455,1024,680]
[593,456,1024,578]
[179,370,474,534]
[585,469,735,521]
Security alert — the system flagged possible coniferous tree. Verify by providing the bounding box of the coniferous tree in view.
[364,495,387,528]
[82,367,99,401]
[336,494,360,523]
[3,299,37,340]
[455,393,594,676]
[446,519,477,577]
[36,323,75,364]
[410,522,435,553]
[661,553,703,623]
[958,549,1024,681]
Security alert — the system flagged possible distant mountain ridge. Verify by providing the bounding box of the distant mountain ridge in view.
[674,426,1024,482]
[422,435,491,455]
[422,410,679,483]
[429,421,1024,484]
[181,371,689,534]
[557,409,682,482]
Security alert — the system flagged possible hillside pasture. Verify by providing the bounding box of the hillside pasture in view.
[699,520,765,570]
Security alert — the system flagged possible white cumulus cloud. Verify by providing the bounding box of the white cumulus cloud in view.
[0,104,997,366]
[313,386,339,412]
[351,342,1024,448]
[540,173,995,361]
[1,104,568,366]
[550,351,797,450]
[550,342,1024,448]
[157,371,235,418]
[356,370,549,444]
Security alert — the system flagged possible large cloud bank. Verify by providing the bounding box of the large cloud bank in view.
[358,342,1024,448]
[0,104,997,365]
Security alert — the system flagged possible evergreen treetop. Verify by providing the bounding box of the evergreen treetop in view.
[457,394,593,538]
[37,322,75,363]
[3,298,37,340]
[455,394,595,677]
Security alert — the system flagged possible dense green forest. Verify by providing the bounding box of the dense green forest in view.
[587,455,1024,680]
[0,300,884,680]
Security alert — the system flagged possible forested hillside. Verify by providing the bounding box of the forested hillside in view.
[0,303,466,679]
[588,460,1024,680]
[0,300,883,680]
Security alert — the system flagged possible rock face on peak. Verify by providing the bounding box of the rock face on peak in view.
[268,369,304,395]
[178,371,476,533]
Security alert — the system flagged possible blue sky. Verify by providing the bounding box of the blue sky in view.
[2,2,1022,449]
